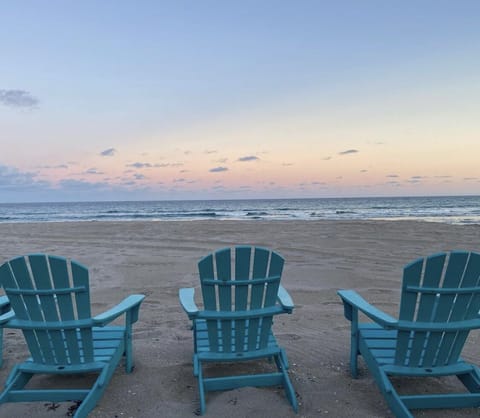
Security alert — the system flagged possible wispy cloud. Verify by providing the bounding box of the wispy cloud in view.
[386,174,399,178]
[126,162,183,169]
[205,150,218,154]
[238,155,259,162]
[338,149,358,155]
[127,162,153,169]
[210,166,228,173]
[37,164,69,169]
[83,168,104,175]
[0,89,39,108]
[407,176,426,183]
[322,156,332,161]
[100,148,116,157]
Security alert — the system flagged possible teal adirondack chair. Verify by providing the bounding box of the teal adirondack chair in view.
[0,295,10,367]
[179,246,298,415]
[338,251,480,418]
[0,254,145,418]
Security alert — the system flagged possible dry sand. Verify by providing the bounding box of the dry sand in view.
[0,220,480,418]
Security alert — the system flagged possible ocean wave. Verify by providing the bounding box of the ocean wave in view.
[245,211,268,216]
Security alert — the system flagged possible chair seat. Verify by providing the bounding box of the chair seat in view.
[358,323,473,377]
[358,323,397,366]
[195,319,281,361]
[19,326,126,373]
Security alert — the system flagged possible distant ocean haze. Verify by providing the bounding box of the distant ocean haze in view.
[0,196,479,224]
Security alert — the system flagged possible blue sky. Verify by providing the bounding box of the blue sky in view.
[1,1,480,202]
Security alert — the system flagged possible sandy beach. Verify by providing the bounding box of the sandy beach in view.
[0,219,480,418]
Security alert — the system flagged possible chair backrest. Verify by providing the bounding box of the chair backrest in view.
[0,254,95,366]
[395,251,480,368]
[198,246,284,354]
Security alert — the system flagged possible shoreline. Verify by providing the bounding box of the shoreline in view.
[0,220,479,417]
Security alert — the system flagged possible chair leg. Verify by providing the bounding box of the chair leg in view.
[197,360,206,415]
[359,342,412,418]
[73,367,110,418]
[378,369,413,418]
[275,351,298,412]
[350,313,359,378]
[75,343,125,417]
[0,368,33,404]
[458,368,480,393]
[124,315,133,373]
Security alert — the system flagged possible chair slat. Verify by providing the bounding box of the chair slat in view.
[198,254,218,352]
[259,252,283,348]
[443,252,480,364]
[423,252,468,366]
[49,256,81,364]
[409,254,446,366]
[216,248,232,353]
[247,248,269,350]
[399,258,423,321]
[199,254,216,309]
[0,261,44,363]
[10,256,53,363]
[29,255,67,364]
[234,246,251,352]
[396,259,423,364]
[71,261,94,362]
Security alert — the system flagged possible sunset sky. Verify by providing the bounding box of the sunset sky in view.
[1,1,479,202]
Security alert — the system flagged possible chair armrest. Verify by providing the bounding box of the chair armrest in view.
[0,295,9,308]
[179,288,199,319]
[337,289,396,328]
[0,309,15,325]
[0,295,10,316]
[93,294,145,327]
[277,285,294,313]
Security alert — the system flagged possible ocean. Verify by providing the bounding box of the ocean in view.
[0,196,479,224]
